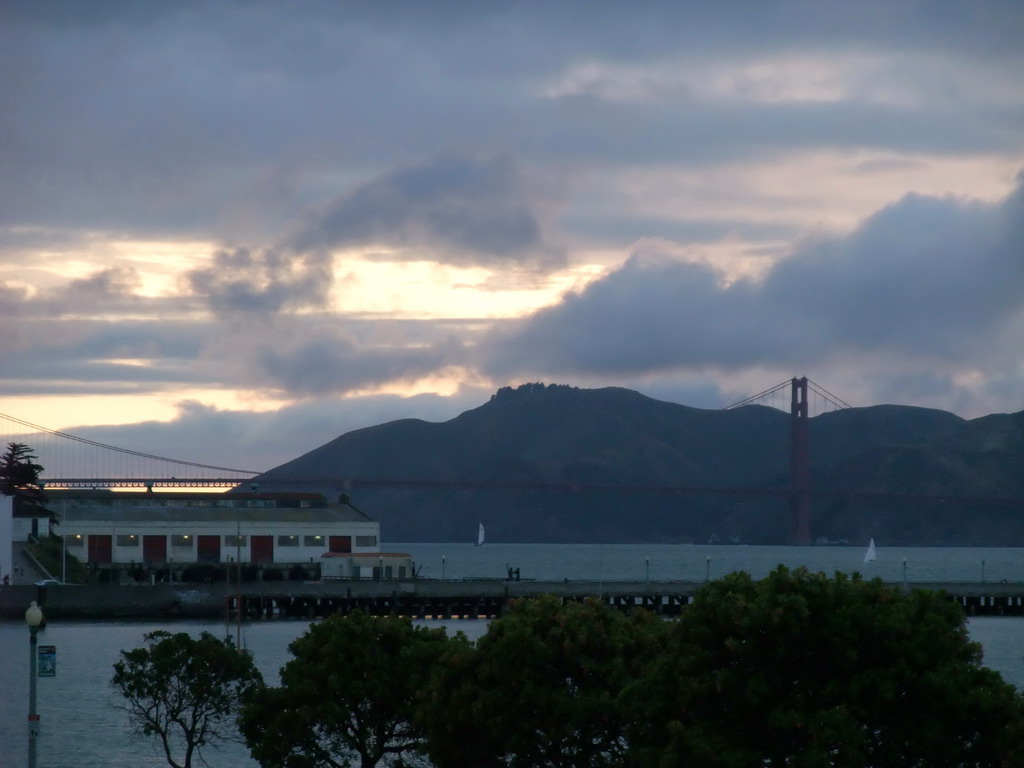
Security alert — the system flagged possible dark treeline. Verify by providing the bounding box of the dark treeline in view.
[113,567,1024,768]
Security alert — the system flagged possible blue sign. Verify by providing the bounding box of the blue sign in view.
[38,645,55,677]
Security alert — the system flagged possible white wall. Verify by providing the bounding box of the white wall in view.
[0,495,11,582]
[63,518,381,565]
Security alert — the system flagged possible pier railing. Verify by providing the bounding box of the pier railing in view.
[4,579,1024,620]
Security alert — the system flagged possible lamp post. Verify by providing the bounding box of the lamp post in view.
[25,600,44,768]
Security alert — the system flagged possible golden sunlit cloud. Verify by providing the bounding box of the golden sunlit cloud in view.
[0,232,214,298]
[329,256,603,319]
[0,388,287,433]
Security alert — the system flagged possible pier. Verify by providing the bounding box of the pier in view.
[5,579,1024,620]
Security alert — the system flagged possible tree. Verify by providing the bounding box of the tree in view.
[0,441,44,498]
[240,612,451,768]
[111,630,263,768]
[420,595,666,768]
[628,566,1024,767]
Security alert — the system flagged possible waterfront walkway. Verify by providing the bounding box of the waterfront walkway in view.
[4,578,1024,620]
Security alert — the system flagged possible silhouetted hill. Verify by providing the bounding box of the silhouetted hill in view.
[249,383,1024,545]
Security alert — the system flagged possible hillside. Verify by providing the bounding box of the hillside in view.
[249,383,1024,545]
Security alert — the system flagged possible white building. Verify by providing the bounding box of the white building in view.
[2,494,53,584]
[321,551,415,580]
[51,490,381,567]
[0,495,11,582]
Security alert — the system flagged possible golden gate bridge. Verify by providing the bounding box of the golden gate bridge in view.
[0,377,844,543]
[7,378,1014,545]
[727,376,851,544]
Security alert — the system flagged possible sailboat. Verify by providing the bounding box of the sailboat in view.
[864,538,877,563]
[476,522,485,547]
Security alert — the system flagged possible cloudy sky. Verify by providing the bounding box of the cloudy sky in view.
[2,0,1023,473]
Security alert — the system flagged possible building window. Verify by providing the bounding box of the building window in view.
[116,534,139,547]
[277,535,299,547]
[304,535,324,547]
[355,535,377,547]
[225,535,247,547]
[171,535,193,547]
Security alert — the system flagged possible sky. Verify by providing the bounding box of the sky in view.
[2,0,1023,474]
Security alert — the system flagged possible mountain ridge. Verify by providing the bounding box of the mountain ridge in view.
[250,383,1024,545]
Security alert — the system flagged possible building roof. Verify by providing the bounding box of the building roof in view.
[323,552,410,559]
[61,506,372,525]
[48,490,376,525]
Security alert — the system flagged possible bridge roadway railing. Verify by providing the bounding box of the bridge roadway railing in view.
[5,579,1024,620]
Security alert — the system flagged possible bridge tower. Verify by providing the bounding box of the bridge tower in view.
[789,376,812,545]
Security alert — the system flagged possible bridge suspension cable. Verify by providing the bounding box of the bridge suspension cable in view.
[0,411,258,478]
[805,379,853,410]
[724,378,852,413]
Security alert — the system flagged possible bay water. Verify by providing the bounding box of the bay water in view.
[2,543,1024,768]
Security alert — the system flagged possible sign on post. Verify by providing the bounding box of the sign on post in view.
[38,645,55,677]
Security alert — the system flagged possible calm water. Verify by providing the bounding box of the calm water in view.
[400,541,1024,583]
[2,543,1024,768]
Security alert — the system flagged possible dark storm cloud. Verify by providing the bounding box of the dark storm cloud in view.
[0,269,202,366]
[32,319,206,364]
[184,152,562,319]
[185,246,332,314]
[0,227,102,260]
[3,1,1021,238]
[2,0,1023,438]
[482,175,1024,377]
[9,1,1024,57]
[0,359,209,394]
[527,100,1024,168]
[1,265,181,320]
[288,154,564,269]
[1,323,198,364]
[0,281,30,310]
[764,182,1024,353]
[40,266,142,315]
[0,311,216,393]
[256,334,466,397]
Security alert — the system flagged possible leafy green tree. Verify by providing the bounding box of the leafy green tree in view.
[240,611,450,768]
[0,441,44,498]
[629,566,1024,767]
[111,630,263,768]
[420,595,667,768]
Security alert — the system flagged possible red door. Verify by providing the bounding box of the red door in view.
[88,535,113,564]
[197,535,221,563]
[329,536,352,553]
[143,535,167,563]
[250,535,273,563]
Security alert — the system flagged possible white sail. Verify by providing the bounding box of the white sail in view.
[864,537,877,563]
[477,522,485,547]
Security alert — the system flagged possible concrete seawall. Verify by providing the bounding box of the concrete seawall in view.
[4,580,1024,621]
